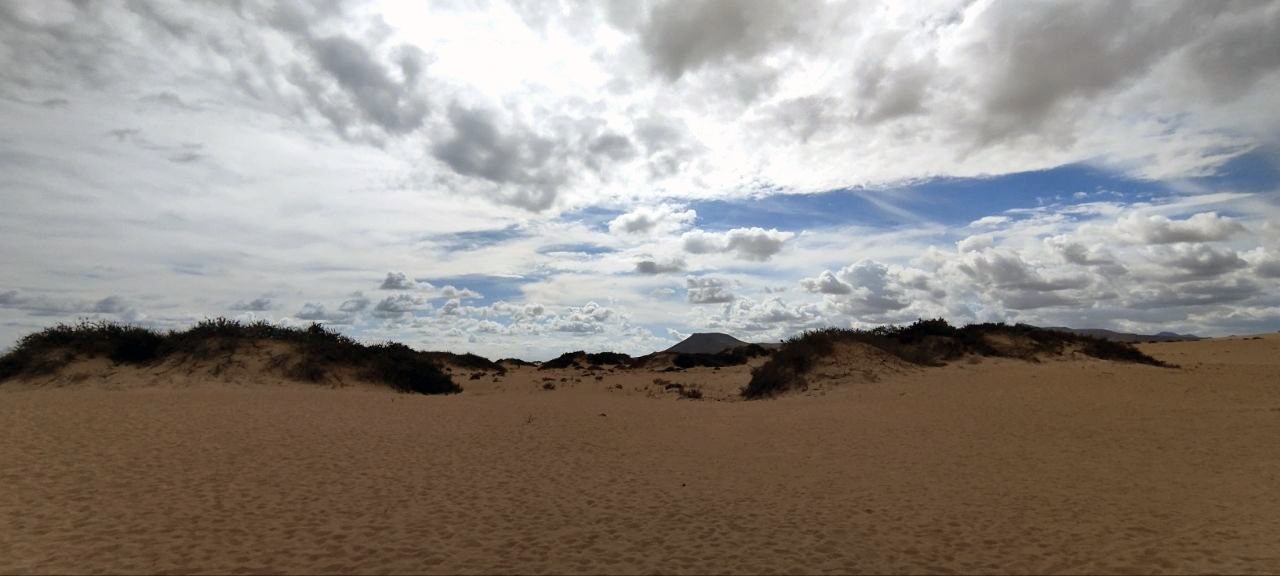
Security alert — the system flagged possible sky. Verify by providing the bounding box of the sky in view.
[2,0,1279,359]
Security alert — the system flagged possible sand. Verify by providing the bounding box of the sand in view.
[2,335,1279,574]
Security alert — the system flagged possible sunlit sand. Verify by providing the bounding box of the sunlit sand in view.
[3,334,1278,573]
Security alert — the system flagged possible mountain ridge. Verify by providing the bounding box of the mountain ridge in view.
[1042,327,1201,343]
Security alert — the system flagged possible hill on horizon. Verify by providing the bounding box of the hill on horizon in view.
[665,333,755,354]
[1043,327,1202,343]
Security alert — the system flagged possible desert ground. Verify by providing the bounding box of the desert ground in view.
[2,335,1279,574]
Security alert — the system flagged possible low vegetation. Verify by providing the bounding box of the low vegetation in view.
[652,377,703,400]
[627,343,772,370]
[670,344,771,369]
[0,318,460,395]
[422,351,505,374]
[742,319,1170,399]
[539,350,633,370]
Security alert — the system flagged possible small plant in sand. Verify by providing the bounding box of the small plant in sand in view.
[652,377,703,399]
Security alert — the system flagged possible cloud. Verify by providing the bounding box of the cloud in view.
[686,276,735,304]
[552,301,614,333]
[681,227,794,261]
[437,298,463,316]
[635,258,686,274]
[608,204,696,235]
[339,293,370,312]
[690,295,822,337]
[380,272,417,290]
[799,270,852,295]
[957,250,1090,292]
[306,35,429,135]
[1256,254,1280,279]
[805,261,913,317]
[371,294,426,319]
[970,215,1010,228]
[91,296,130,314]
[1152,243,1248,279]
[295,303,330,321]
[0,290,136,318]
[1115,212,1246,244]
[229,297,273,311]
[637,0,823,82]
[725,227,795,261]
[295,302,354,324]
[439,285,482,300]
[430,104,569,211]
[1,1,1278,355]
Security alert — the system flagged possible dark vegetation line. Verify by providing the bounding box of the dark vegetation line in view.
[0,318,463,395]
[1,317,1172,399]
[742,318,1172,399]
[539,345,772,371]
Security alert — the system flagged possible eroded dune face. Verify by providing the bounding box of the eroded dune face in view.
[2,335,1279,574]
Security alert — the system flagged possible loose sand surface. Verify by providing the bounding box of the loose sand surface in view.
[2,335,1279,574]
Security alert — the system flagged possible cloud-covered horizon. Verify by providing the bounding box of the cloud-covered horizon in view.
[2,0,1278,359]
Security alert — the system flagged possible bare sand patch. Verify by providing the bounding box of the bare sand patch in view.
[2,335,1279,573]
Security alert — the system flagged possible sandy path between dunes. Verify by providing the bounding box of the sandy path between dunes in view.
[2,336,1280,574]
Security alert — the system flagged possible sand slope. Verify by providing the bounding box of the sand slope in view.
[2,335,1279,574]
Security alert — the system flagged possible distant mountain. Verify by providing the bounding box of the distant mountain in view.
[665,333,751,354]
[1043,327,1202,343]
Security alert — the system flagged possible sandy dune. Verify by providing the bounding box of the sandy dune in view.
[2,335,1279,574]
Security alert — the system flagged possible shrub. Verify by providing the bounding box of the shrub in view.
[107,326,165,365]
[540,351,585,370]
[362,342,460,395]
[584,351,631,365]
[0,318,465,395]
[742,319,1169,399]
[422,351,506,373]
[1079,338,1168,366]
[658,343,773,370]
